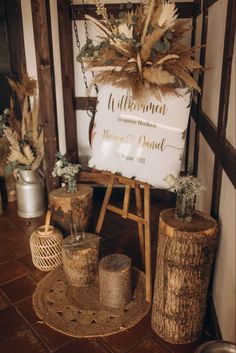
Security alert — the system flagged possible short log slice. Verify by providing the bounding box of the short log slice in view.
[151,209,218,344]
[99,254,132,309]
[49,185,93,236]
[62,233,100,287]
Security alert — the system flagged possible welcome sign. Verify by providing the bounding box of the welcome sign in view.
[89,85,191,188]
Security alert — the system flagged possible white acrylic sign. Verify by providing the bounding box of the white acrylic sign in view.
[89,85,191,188]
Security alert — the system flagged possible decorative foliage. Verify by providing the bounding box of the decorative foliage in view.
[0,74,44,177]
[52,152,81,193]
[164,173,205,197]
[77,0,203,100]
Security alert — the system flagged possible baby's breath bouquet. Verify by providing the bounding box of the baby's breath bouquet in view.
[52,152,81,193]
[164,173,205,222]
[164,174,205,197]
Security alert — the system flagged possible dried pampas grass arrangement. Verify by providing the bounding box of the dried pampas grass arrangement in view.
[1,73,44,176]
[78,0,203,100]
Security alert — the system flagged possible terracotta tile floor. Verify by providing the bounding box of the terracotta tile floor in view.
[0,197,212,353]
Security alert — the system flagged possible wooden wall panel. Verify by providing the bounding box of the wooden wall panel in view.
[57,0,78,163]
[5,0,26,81]
[31,0,59,193]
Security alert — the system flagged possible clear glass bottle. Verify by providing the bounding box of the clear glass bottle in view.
[175,191,195,222]
[66,176,77,193]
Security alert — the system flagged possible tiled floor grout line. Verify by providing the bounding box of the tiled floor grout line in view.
[2,292,53,353]
[96,337,117,353]
[0,272,30,286]
[16,256,47,283]
[0,258,14,266]
[123,332,153,353]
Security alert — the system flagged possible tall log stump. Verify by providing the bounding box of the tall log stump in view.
[49,185,93,236]
[99,254,132,309]
[151,209,218,344]
[62,233,100,287]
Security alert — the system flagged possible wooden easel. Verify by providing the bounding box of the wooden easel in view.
[95,173,152,302]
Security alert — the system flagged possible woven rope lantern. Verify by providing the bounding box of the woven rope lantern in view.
[30,210,63,271]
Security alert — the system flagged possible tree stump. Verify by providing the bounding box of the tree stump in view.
[62,233,100,287]
[151,209,218,344]
[99,254,132,309]
[49,185,93,236]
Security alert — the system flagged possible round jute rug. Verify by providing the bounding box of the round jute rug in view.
[33,266,150,338]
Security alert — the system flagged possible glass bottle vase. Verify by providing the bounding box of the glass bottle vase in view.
[66,176,77,193]
[175,192,195,222]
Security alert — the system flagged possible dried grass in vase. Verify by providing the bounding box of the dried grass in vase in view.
[77,0,203,101]
[0,73,44,177]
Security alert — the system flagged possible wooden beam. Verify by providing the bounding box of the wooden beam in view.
[185,11,198,171]
[75,96,97,111]
[206,0,219,8]
[191,104,236,189]
[4,0,26,118]
[57,0,78,163]
[31,0,59,193]
[211,0,236,218]
[191,104,217,152]
[5,0,26,81]
[72,2,198,20]
[221,140,236,189]
[193,0,208,176]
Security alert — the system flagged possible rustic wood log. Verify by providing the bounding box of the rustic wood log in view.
[49,185,93,236]
[62,233,100,287]
[99,254,132,309]
[151,209,218,344]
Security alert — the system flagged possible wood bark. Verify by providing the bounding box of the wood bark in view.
[99,254,132,309]
[62,233,100,287]
[151,209,218,344]
[49,185,93,236]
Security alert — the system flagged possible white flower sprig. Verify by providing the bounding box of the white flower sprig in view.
[164,174,205,198]
[52,152,81,182]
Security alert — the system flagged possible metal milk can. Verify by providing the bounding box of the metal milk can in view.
[16,170,45,218]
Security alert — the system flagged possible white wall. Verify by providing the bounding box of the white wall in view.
[189,0,236,342]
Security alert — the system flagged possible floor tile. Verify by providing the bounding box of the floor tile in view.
[0,328,49,353]
[18,253,48,281]
[33,322,73,351]
[1,274,36,303]
[15,296,39,325]
[0,259,28,285]
[0,290,10,311]
[7,238,31,258]
[101,325,149,353]
[153,333,210,353]
[0,216,18,232]
[54,338,111,353]
[0,306,27,340]
[0,244,12,264]
[126,336,170,353]
[0,228,27,242]
[138,314,156,335]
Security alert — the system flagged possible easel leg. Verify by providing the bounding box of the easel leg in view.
[144,184,152,302]
[96,175,115,234]
[135,184,145,265]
